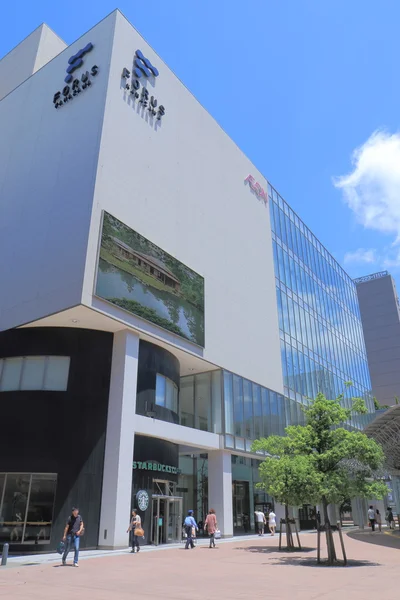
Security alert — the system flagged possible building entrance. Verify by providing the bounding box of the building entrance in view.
[151,480,182,545]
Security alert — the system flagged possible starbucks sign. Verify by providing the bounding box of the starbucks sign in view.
[136,490,149,511]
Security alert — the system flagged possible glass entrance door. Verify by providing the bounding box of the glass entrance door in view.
[151,496,182,545]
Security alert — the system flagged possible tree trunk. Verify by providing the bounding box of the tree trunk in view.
[322,496,337,564]
[285,503,294,549]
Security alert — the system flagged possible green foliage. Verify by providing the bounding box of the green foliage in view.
[373,396,391,410]
[253,392,388,510]
[252,437,321,507]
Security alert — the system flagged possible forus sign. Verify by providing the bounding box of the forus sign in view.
[121,50,166,122]
[53,42,99,109]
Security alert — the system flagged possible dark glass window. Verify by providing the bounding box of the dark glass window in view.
[0,473,57,545]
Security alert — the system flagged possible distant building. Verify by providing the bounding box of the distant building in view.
[355,271,400,406]
[110,237,181,291]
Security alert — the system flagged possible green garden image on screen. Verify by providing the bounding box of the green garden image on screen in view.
[96,212,205,347]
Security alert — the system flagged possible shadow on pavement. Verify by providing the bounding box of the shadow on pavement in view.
[238,546,316,554]
[265,556,381,568]
[347,531,400,550]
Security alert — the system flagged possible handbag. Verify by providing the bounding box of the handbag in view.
[214,529,221,539]
[134,527,144,537]
[56,540,65,555]
[191,526,196,538]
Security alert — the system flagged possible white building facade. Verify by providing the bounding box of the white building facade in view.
[0,11,374,552]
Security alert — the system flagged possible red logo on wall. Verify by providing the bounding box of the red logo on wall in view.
[245,175,268,205]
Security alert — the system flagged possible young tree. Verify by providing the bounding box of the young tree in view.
[253,392,388,564]
[252,435,321,549]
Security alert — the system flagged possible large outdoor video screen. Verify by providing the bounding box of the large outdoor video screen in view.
[96,212,205,347]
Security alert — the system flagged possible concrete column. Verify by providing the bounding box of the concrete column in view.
[98,330,139,549]
[274,502,286,531]
[208,450,233,537]
[248,479,255,532]
[327,503,339,526]
[351,498,361,527]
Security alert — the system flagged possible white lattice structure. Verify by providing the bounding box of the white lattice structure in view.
[365,405,400,474]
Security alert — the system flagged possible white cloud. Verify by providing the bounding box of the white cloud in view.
[382,250,400,269]
[343,248,378,265]
[334,130,400,240]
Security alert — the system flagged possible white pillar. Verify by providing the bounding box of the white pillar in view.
[98,330,139,549]
[351,498,361,527]
[208,450,233,537]
[327,503,339,526]
[274,502,286,531]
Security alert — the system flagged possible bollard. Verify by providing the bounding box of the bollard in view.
[1,543,9,566]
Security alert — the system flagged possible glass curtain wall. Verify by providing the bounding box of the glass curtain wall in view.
[223,371,305,451]
[268,183,374,414]
[180,370,305,445]
[179,371,222,433]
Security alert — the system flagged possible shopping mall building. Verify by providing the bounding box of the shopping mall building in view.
[0,11,375,552]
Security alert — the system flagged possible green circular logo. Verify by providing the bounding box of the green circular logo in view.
[136,490,149,511]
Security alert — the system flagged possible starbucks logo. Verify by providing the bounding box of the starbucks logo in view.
[136,490,149,511]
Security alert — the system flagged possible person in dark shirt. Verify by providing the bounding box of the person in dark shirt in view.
[62,507,84,567]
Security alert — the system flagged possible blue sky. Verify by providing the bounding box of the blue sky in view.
[2,1,400,288]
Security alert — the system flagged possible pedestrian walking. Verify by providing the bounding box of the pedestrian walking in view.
[184,510,198,549]
[268,509,276,536]
[375,509,382,532]
[386,507,395,529]
[127,509,143,553]
[204,508,218,548]
[255,510,266,536]
[61,507,84,567]
[368,505,376,532]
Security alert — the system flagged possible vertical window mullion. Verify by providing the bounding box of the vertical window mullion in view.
[0,473,7,517]
[21,474,33,544]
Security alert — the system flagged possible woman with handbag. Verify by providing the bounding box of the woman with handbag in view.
[127,510,143,553]
[204,508,218,548]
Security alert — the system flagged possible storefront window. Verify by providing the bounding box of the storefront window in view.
[211,371,222,434]
[195,373,211,432]
[180,376,194,428]
[253,384,262,440]
[155,374,178,413]
[23,475,57,544]
[243,380,253,439]
[0,473,57,545]
[155,374,166,407]
[233,375,244,437]
[224,372,234,435]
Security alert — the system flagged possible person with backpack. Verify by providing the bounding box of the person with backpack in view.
[184,510,198,549]
[62,507,84,567]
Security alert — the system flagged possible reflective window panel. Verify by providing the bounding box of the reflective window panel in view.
[269,184,374,416]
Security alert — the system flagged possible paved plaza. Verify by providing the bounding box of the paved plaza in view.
[0,531,399,599]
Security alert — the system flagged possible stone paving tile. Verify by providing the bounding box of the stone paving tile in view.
[0,532,398,599]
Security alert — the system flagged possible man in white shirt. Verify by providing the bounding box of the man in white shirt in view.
[255,510,266,536]
[367,506,376,532]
